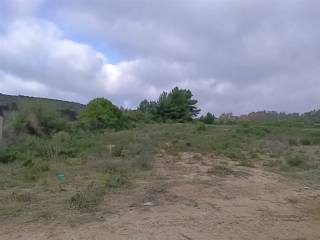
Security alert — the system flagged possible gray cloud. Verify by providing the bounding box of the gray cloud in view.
[0,0,320,114]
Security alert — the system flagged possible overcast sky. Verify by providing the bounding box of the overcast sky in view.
[0,0,319,115]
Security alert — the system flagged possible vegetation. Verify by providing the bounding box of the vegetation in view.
[79,98,122,129]
[1,86,320,221]
[199,112,216,124]
[138,87,200,122]
[0,93,83,112]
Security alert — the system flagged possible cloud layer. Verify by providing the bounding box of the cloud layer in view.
[0,0,320,114]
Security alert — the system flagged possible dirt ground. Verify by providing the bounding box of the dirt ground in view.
[1,152,320,240]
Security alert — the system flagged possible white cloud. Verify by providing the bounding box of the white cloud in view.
[0,71,48,95]
[1,0,320,114]
[0,19,106,102]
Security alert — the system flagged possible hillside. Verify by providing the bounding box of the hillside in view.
[0,89,320,239]
[0,93,84,112]
[1,123,320,239]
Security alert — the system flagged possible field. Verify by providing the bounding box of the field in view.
[1,122,320,239]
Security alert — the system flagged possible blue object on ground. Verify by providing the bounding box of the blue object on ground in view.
[57,172,65,182]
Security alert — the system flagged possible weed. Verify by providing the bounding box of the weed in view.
[0,149,17,164]
[286,155,304,167]
[70,183,105,210]
[70,192,98,210]
[238,159,255,167]
[207,165,234,176]
[235,125,269,138]
[196,123,206,131]
[288,138,299,146]
[301,138,311,145]
[8,191,33,202]
[24,160,50,182]
[105,172,128,189]
[263,159,283,168]
[111,145,124,157]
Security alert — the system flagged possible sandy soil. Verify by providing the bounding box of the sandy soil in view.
[1,152,320,240]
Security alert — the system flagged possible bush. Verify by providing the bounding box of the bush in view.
[0,149,17,164]
[286,155,304,167]
[288,139,299,146]
[199,112,215,124]
[111,145,124,157]
[24,160,50,182]
[207,165,233,176]
[147,87,200,122]
[300,138,311,145]
[6,101,68,139]
[80,98,122,129]
[70,190,104,210]
[196,123,207,131]
[52,131,71,143]
[131,147,154,170]
[235,125,268,138]
[105,172,128,189]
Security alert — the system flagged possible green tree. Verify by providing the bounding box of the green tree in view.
[200,112,216,124]
[80,98,122,129]
[156,87,200,122]
[138,99,157,115]
[10,100,67,136]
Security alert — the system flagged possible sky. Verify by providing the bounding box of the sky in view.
[0,0,319,115]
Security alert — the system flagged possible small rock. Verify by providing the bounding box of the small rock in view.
[143,202,155,206]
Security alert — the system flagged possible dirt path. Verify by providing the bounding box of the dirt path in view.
[1,152,320,240]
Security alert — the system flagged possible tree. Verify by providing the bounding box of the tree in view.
[200,112,216,124]
[80,98,122,129]
[156,87,200,122]
[138,99,157,115]
[9,100,67,136]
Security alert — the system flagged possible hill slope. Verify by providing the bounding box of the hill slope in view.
[0,93,84,112]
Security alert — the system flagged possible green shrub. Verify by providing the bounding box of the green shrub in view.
[9,100,67,136]
[207,165,234,176]
[105,172,128,189]
[131,148,154,170]
[52,131,71,143]
[196,123,207,131]
[238,158,255,167]
[111,145,124,157]
[69,186,104,210]
[286,155,304,167]
[80,98,122,129]
[199,112,215,124]
[0,149,17,164]
[24,167,41,182]
[263,159,283,168]
[24,160,50,182]
[235,125,268,138]
[29,138,61,161]
[225,149,246,161]
[300,138,311,145]
[288,138,299,146]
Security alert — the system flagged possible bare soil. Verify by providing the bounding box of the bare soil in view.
[1,152,320,240]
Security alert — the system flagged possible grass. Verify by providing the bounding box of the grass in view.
[207,165,234,176]
[69,183,105,210]
[105,172,128,189]
[1,121,320,222]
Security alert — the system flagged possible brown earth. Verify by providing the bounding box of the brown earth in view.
[1,152,320,240]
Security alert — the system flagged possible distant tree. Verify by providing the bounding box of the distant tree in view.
[219,112,236,124]
[80,98,122,129]
[8,100,67,136]
[155,87,200,122]
[138,99,157,115]
[200,112,216,124]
